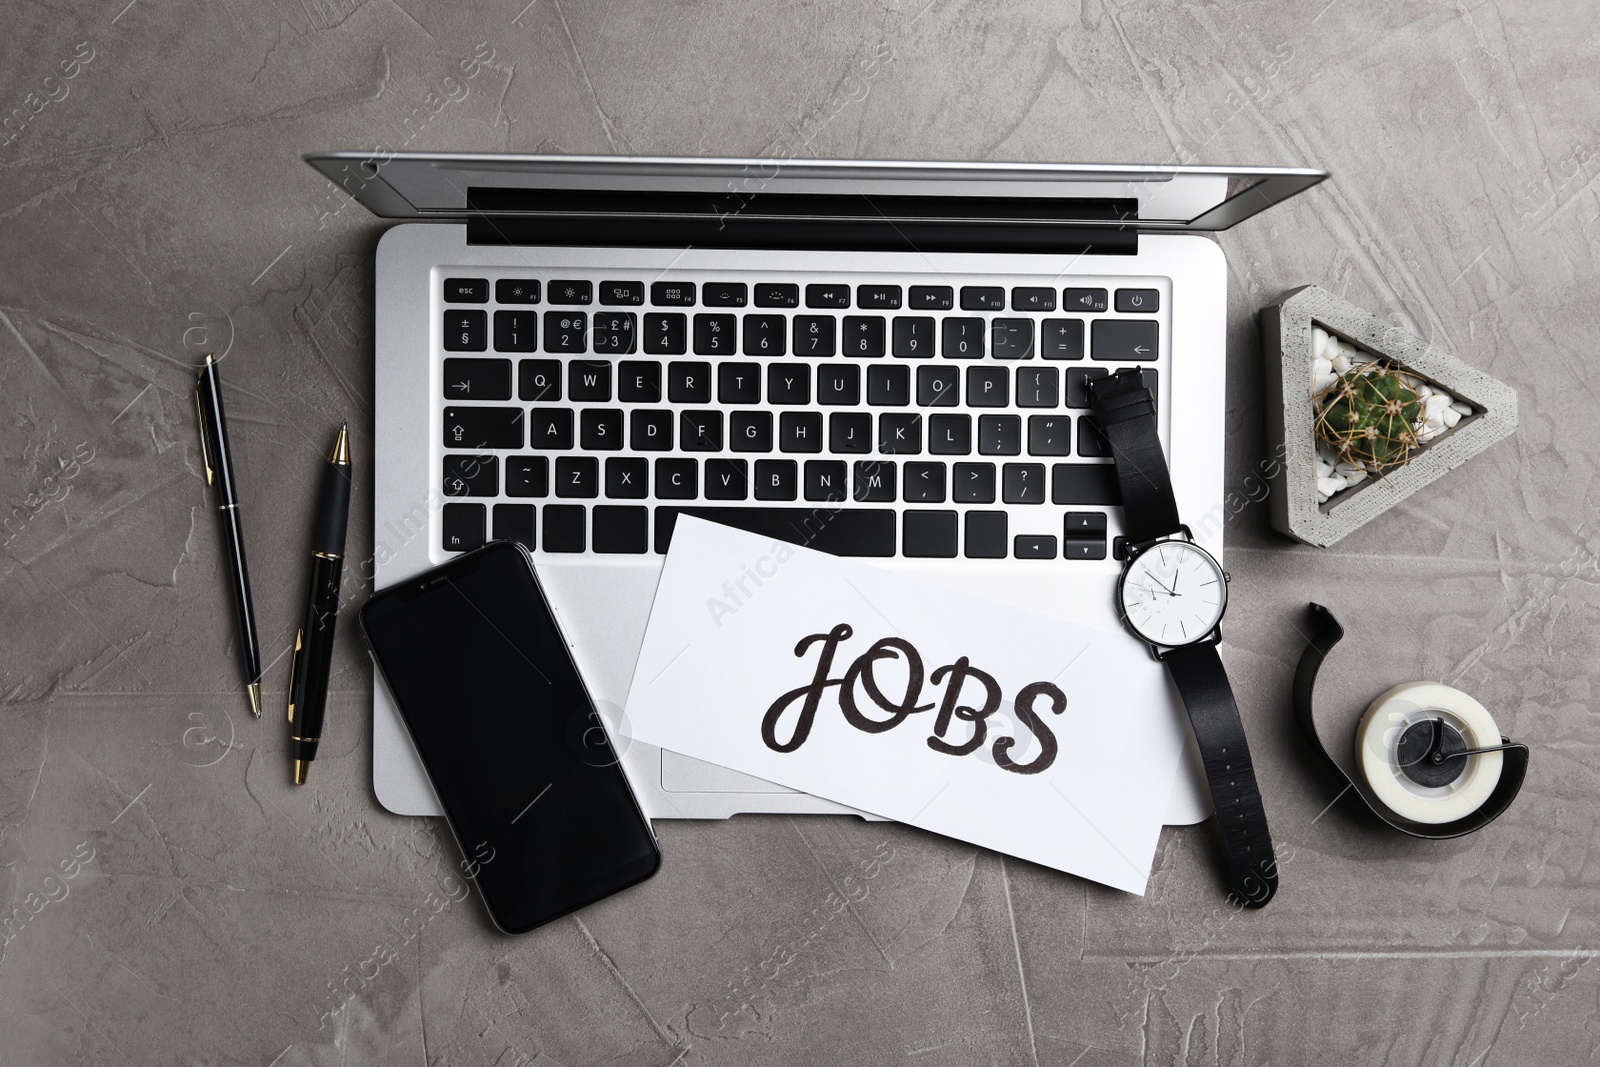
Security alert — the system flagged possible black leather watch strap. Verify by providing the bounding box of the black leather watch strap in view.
[1164,642,1278,908]
[1087,369,1181,546]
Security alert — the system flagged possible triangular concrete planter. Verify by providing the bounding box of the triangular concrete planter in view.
[1260,285,1518,547]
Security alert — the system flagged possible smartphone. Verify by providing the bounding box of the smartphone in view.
[360,541,660,933]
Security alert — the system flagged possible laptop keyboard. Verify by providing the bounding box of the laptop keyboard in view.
[435,271,1166,562]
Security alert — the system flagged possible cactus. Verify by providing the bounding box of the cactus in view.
[1314,364,1423,474]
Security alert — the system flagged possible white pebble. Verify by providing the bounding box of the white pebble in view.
[1316,489,1331,504]
[1317,459,1335,478]
[1431,390,1454,407]
[1416,383,1433,398]
[1334,460,1363,475]
[1451,400,1473,415]
[1332,353,1352,374]
[1312,327,1330,358]
[1423,394,1452,419]
[1317,476,1343,498]
[1312,372,1338,394]
[1443,407,1461,428]
[1343,469,1369,487]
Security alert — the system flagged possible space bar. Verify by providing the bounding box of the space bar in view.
[654,507,896,557]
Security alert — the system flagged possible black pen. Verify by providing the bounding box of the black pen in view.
[287,424,352,785]
[195,354,263,717]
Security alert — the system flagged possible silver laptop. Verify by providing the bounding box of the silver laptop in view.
[304,152,1325,824]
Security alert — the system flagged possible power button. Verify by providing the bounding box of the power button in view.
[1114,288,1160,313]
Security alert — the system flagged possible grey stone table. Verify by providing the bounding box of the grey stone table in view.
[3,2,1595,1064]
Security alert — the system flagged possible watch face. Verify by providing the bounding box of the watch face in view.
[1118,539,1228,646]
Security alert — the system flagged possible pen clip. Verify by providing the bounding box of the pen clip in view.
[194,374,215,487]
[286,628,303,724]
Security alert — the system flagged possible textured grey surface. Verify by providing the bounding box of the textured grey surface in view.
[1261,285,1519,547]
[2,2,1597,1065]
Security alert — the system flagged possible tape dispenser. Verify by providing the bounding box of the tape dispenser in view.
[1293,603,1528,838]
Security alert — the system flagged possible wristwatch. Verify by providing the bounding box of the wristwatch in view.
[1087,368,1278,908]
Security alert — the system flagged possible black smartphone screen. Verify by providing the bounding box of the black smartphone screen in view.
[361,542,659,933]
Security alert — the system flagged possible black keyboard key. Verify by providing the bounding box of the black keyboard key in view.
[767,364,811,405]
[1092,319,1159,361]
[605,457,648,498]
[444,278,487,303]
[966,366,1009,407]
[804,460,848,501]
[644,313,688,355]
[1016,367,1060,408]
[668,361,712,404]
[693,314,736,354]
[964,511,1007,558]
[1052,463,1121,505]
[580,408,623,451]
[744,315,787,356]
[1115,288,1159,313]
[903,509,957,557]
[681,410,723,451]
[756,283,799,308]
[878,413,922,454]
[651,281,695,306]
[654,506,895,557]
[917,365,960,407]
[543,505,585,552]
[806,284,850,308]
[942,318,984,358]
[1011,287,1056,312]
[1015,535,1057,559]
[1063,538,1108,560]
[443,454,497,496]
[978,414,1021,456]
[631,409,674,451]
[492,503,535,551]
[444,358,513,401]
[529,408,574,450]
[954,462,996,503]
[496,279,539,304]
[493,310,538,353]
[600,281,644,306]
[892,316,935,358]
[867,364,910,406]
[704,458,749,499]
[961,286,1005,310]
[755,459,798,501]
[1077,418,1111,457]
[556,456,598,498]
[593,312,637,354]
[830,412,872,454]
[730,410,773,452]
[443,310,487,351]
[569,360,612,401]
[903,462,946,503]
[928,413,971,455]
[991,319,1035,361]
[817,364,860,405]
[779,411,823,453]
[857,284,902,309]
[1063,288,1108,313]
[1028,415,1073,456]
[1066,367,1109,408]
[655,458,697,499]
[702,283,747,308]
[1064,511,1108,537]
[549,280,592,305]
[593,505,648,553]
[1003,463,1047,503]
[442,503,485,551]
[544,311,587,353]
[618,360,662,402]
[854,460,896,502]
[519,359,562,402]
[1042,318,1085,360]
[506,456,548,497]
[909,285,954,310]
[842,316,886,357]
[793,315,836,357]
[718,362,762,404]
[444,407,522,449]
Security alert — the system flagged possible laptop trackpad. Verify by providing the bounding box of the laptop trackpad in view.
[661,751,796,793]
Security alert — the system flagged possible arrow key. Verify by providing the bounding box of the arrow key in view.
[1091,319,1159,362]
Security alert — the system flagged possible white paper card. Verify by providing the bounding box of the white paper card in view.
[623,517,1190,895]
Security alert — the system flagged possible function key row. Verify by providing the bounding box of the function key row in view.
[443,310,1156,361]
[442,502,1108,560]
[445,279,1161,314]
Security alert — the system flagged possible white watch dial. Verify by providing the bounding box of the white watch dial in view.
[1118,540,1228,646]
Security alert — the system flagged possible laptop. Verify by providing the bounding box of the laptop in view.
[303,152,1325,823]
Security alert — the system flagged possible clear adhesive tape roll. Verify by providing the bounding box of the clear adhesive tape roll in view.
[1356,681,1504,824]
